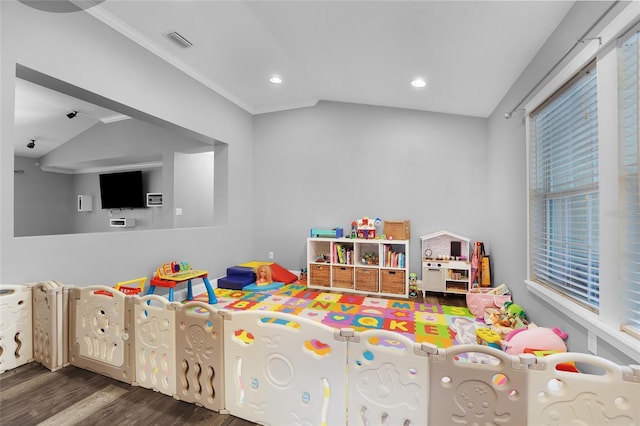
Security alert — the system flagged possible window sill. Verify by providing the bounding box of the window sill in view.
[525,280,640,363]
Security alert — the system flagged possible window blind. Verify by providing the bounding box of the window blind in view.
[619,30,640,338]
[529,61,600,309]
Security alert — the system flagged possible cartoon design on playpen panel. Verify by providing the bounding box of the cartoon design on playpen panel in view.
[222,310,348,426]
[69,286,135,383]
[176,302,226,412]
[348,330,431,426]
[134,295,177,397]
[428,344,531,426]
[0,284,33,373]
[527,352,640,425]
[32,281,68,372]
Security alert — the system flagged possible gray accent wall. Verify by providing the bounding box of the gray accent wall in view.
[252,101,489,272]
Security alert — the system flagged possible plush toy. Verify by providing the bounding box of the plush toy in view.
[502,324,567,356]
[503,301,526,320]
[484,307,526,339]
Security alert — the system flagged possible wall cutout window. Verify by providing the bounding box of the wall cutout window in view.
[528,61,600,310]
[619,29,640,339]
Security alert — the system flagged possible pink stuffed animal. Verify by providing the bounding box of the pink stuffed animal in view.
[502,325,568,355]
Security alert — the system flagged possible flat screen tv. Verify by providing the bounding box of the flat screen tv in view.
[99,170,145,209]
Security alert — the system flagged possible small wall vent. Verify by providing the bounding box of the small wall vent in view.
[166,31,193,48]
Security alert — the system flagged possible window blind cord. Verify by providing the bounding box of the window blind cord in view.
[504,1,618,120]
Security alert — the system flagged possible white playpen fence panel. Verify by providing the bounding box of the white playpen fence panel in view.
[133,295,177,397]
[223,309,348,426]
[347,329,432,426]
[0,284,33,373]
[428,344,532,426]
[527,351,640,425]
[175,301,226,412]
[69,285,135,383]
[32,281,67,371]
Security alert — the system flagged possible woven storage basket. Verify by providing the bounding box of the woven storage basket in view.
[355,267,379,292]
[332,266,354,289]
[380,269,405,294]
[309,264,331,287]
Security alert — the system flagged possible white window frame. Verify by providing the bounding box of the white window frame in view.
[525,2,640,362]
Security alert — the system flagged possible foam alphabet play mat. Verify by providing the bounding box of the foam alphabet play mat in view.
[194,284,484,348]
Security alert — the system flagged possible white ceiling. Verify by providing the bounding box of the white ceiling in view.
[15,1,576,158]
[14,78,128,158]
[88,1,575,116]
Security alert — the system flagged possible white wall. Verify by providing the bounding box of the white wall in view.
[487,1,636,365]
[1,1,254,285]
[13,156,74,236]
[252,101,489,273]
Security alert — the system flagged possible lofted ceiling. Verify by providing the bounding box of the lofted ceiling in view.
[14,0,576,158]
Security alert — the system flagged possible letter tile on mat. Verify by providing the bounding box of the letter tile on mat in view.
[360,296,390,308]
[248,301,281,312]
[297,308,329,321]
[387,309,415,321]
[308,300,335,311]
[358,306,389,317]
[338,294,366,305]
[332,302,360,314]
[353,315,385,330]
[389,300,415,311]
[275,306,303,315]
[226,299,259,310]
[314,292,343,303]
[282,297,311,308]
[323,312,356,328]
[292,289,323,300]
[265,295,292,305]
[383,318,415,334]
[272,284,306,297]
[414,311,447,324]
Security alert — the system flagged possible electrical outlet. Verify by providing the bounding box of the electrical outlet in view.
[269,251,274,259]
[588,330,597,354]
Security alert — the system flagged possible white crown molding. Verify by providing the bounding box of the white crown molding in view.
[85,5,255,114]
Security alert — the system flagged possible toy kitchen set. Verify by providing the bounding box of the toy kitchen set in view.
[420,230,472,295]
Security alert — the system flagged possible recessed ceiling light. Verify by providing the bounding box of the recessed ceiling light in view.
[269,75,283,85]
[411,78,427,88]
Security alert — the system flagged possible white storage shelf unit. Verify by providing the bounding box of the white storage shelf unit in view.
[307,237,409,298]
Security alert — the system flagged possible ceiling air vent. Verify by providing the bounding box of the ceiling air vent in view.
[166,31,193,48]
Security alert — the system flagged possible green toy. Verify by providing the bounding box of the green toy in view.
[503,301,526,320]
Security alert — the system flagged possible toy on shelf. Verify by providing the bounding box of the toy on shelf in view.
[356,216,376,239]
[314,254,328,263]
[361,251,378,265]
[310,227,344,238]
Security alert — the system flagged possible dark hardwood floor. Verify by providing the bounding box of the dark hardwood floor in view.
[0,291,465,426]
[0,362,257,426]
